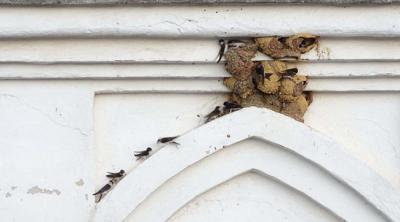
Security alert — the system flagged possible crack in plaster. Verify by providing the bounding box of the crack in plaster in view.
[133,19,193,35]
[159,20,185,34]
[0,93,88,137]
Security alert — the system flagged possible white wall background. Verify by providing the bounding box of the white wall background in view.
[0,5,399,222]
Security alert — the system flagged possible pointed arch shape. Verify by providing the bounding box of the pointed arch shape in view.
[93,107,400,222]
[127,139,378,222]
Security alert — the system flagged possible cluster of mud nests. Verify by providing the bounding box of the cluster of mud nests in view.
[222,34,318,122]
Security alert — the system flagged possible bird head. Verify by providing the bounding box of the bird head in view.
[146,147,152,152]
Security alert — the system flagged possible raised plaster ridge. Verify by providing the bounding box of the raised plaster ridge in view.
[93,107,400,222]
[0,0,399,5]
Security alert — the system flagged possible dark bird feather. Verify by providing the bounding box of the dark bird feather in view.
[223,101,242,110]
[217,39,226,63]
[223,101,242,114]
[281,68,298,78]
[255,63,265,84]
[157,136,178,143]
[93,184,111,196]
[134,147,152,160]
[106,170,125,178]
[300,38,317,48]
[205,106,221,122]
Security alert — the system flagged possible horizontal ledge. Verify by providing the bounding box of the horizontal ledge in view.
[0,6,400,38]
[1,62,400,79]
[307,77,400,91]
[1,78,399,92]
[0,38,400,63]
[3,59,400,64]
[93,78,400,93]
[1,0,400,5]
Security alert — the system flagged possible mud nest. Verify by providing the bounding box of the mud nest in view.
[223,34,318,122]
[255,33,319,59]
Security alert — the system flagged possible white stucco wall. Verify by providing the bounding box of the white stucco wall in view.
[0,5,399,222]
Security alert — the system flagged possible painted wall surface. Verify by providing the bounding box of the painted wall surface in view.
[0,5,399,222]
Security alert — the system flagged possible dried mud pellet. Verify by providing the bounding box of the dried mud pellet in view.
[255,37,301,59]
[281,95,309,122]
[262,94,282,112]
[286,33,319,54]
[257,73,281,94]
[223,77,237,90]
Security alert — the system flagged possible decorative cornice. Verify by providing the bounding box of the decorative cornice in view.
[0,6,400,38]
[0,0,399,5]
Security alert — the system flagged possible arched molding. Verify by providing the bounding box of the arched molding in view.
[93,107,400,222]
[128,139,384,222]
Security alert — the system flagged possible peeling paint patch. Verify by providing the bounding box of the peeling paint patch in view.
[85,194,89,200]
[5,192,11,198]
[11,186,17,190]
[316,46,331,60]
[27,186,61,196]
[75,179,84,186]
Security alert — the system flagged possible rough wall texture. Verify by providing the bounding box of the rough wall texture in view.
[0,0,399,5]
[1,4,400,222]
